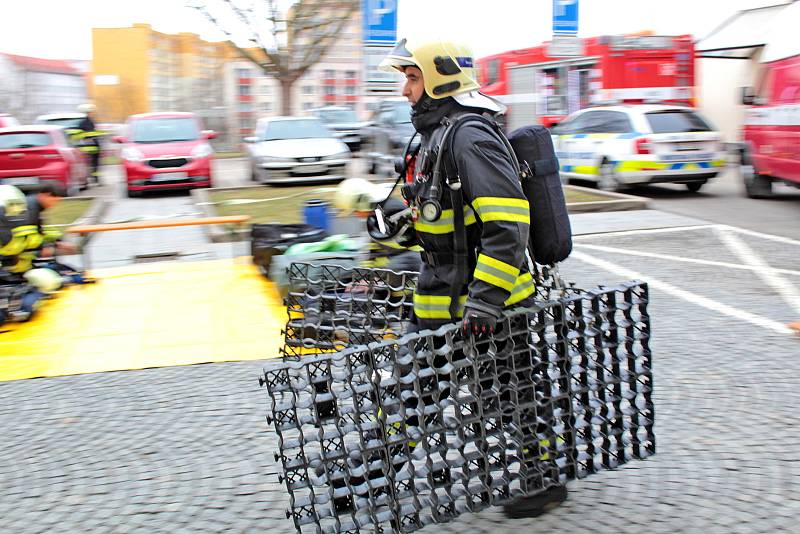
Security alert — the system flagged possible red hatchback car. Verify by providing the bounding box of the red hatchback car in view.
[0,125,89,194]
[115,112,216,197]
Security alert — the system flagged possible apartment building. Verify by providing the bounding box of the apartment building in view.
[92,13,402,145]
[91,24,230,127]
[0,53,88,123]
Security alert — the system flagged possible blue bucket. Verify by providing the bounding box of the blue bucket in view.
[303,199,331,232]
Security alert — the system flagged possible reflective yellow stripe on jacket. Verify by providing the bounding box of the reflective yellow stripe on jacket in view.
[475,253,519,292]
[504,271,536,306]
[414,206,477,235]
[413,294,468,320]
[471,196,529,224]
[13,225,44,251]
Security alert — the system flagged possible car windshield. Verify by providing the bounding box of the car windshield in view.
[131,118,200,143]
[391,103,412,124]
[317,109,358,123]
[646,111,711,133]
[262,119,331,141]
[41,117,84,129]
[0,132,52,149]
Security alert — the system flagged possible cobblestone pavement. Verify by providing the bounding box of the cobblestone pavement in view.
[1,223,799,533]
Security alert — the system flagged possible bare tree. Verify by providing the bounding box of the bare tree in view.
[190,0,359,115]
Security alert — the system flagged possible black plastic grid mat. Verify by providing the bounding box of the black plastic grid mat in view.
[281,264,418,359]
[263,266,654,533]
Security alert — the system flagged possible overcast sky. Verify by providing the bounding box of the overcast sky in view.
[0,0,784,60]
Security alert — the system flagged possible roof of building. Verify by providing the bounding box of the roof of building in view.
[696,2,800,62]
[1,53,83,75]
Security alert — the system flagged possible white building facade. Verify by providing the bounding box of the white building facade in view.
[0,53,88,123]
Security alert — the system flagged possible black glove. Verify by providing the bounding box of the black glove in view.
[462,307,497,337]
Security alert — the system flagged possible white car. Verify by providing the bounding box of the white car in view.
[550,105,726,193]
[245,117,351,185]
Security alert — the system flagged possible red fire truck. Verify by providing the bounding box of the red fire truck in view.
[476,34,696,131]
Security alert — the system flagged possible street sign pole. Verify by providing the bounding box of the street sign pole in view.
[550,0,583,57]
[362,0,399,94]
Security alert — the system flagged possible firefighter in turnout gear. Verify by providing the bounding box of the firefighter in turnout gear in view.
[73,103,103,185]
[378,38,568,519]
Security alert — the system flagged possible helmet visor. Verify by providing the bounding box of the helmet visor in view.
[378,38,418,72]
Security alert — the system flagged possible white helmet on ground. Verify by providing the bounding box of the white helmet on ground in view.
[78,103,96,114]
[24,268,63,294]
[334,178,392,215]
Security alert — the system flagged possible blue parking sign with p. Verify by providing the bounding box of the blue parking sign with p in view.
[362,0,398,44]
[553,0,579,34]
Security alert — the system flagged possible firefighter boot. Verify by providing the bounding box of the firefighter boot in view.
[502,484,567,519]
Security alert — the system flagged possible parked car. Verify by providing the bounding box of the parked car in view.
[0,125,89,194]
[244,116,351,185]
[0,114,19,128]
[739,52,800,198]
[35,112,86,130]
[550,104,726,192]
[307,106,368,153]
[361,98,415,177]
[113,112,216,197]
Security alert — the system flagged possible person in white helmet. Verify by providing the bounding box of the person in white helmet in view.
[334,177,421,273]
[375,38,568,519]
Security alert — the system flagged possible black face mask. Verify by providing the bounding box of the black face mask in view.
[411,94,458,132]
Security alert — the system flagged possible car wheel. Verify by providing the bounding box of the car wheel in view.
[367,160,377,175]
[596,159,620,192]
[686,182,705,193]
[741,152,772,198]
[66,182,80,197]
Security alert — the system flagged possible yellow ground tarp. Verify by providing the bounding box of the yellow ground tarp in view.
[0,258,286,382]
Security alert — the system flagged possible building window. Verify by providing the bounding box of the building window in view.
[302,85,314,95]
[324,85,335,96]
[324,69,335,79]
[344,85,355,95]
[260,84,272,95]
[345,70,357,79]
[302,102,313,110]
[236,68,251,79]
[239,85,251,96]
[238,102,253,112]
[262,102,272,112]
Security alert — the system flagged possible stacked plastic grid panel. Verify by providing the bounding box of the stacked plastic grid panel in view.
[281,263,418,359]
[262,269,654,533]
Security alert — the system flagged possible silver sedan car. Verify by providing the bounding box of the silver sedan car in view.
[245,117,351,184]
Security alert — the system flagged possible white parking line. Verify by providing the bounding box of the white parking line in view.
[574,224,716,240]
[571,250,795,335]
[573,243,800,278]
[714,227,800,315]
[718,224,800,247]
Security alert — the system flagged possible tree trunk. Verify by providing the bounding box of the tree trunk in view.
[279,77,294,116]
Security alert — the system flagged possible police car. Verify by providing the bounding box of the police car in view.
[550,105,726,193]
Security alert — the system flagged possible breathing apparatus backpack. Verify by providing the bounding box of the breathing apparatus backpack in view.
[435,113,573,266]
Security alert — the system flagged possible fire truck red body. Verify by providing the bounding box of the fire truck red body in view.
[476,34,696,131]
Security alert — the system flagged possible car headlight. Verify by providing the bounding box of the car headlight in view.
[259,155,291,164]
[191,143,213,158]
[120,147,144,162]
[323,151,351,161]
